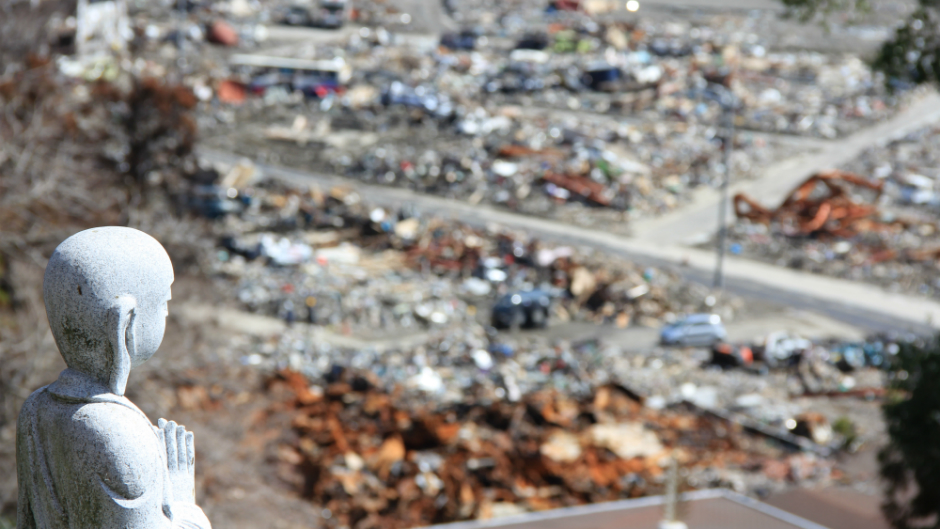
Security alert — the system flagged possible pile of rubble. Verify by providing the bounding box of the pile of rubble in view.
[844,124,940,212]
[265,368,835,529]
[205,175,733,335]
[208,102,798,230]
[452,2,900,139]
[476,24,897,138]
[221,303,890,527]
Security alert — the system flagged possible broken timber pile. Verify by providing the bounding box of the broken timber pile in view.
[266,370,827,529]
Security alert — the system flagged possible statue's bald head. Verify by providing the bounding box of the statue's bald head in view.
[43,227,174,395]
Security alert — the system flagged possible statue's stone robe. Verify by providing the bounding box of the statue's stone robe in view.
[16,369,211,529]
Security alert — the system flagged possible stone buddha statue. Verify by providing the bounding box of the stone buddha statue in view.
[16,227,212,529]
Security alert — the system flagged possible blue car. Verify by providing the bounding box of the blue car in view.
[660,314,727,347]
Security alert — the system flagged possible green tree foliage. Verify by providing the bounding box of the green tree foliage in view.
[879,336,940,529]
[781,0,940,89]
[873,6,940,88]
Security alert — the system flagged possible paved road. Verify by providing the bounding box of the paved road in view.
[502,309,864,351]
[198,147,940,335]
[262,25,358,44]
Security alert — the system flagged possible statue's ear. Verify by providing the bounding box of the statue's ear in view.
[108,296,137,396]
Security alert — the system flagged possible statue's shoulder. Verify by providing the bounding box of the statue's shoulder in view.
[67,401,165,500]
[70,399,161,454]
[18,388,164,501]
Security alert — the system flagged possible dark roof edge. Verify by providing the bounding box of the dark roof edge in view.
[419,489,832,529]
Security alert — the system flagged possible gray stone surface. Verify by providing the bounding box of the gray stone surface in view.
[17,227,212,529]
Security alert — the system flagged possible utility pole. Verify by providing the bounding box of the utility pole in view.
[177,0,187,74]
[713,89,734,290]
[659,455,687,529]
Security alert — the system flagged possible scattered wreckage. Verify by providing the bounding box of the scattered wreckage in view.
[733,170,885,238]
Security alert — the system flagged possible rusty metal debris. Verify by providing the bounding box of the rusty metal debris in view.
[541,172,614,207]
[733,170,885,238]
[496,145,565,160]
[725,124,940,299]
[266,370,829,529]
